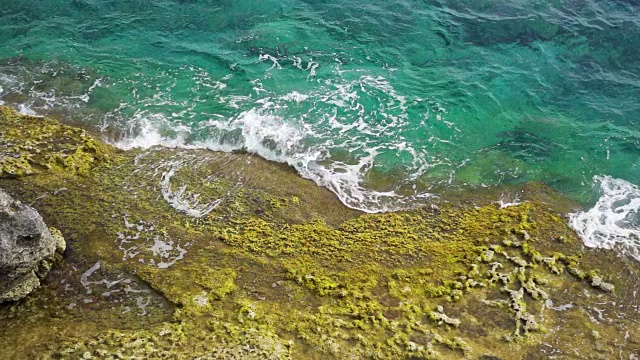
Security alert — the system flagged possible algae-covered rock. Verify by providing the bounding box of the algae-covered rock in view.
[0,188,65,302]
[0,107,638,360]
[0,106,112,178]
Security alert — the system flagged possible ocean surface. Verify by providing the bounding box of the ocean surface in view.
[0,1,639,256]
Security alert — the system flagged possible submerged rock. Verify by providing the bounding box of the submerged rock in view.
[0,188,65,302]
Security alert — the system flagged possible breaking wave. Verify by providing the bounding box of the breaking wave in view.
[0,63,446,212]
[111,104,435,213]
[569,176,640,261]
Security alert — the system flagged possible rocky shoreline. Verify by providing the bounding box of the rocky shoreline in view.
[0,105,638,359]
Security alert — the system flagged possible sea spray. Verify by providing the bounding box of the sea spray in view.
[570,176,640,261]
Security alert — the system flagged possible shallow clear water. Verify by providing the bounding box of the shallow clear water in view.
[0,0,639,214]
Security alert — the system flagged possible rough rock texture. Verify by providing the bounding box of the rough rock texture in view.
[0,188,65,302]
[0,106,639,359]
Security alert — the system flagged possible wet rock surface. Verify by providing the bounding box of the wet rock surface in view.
[0,106,638,359]
[0,188,65,302]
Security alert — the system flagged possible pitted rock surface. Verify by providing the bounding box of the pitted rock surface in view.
[0,188,65,302]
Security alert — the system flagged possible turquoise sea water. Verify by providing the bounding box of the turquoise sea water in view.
[0,1,639,217]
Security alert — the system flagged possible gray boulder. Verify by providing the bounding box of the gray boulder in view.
[0,188,65,302]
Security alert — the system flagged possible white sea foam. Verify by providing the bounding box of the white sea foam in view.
[159,162,225,218]
[496,193,522,209]
[17,104,38,116]
[110,107,429,212]
[279,91,309,103]
[0,69,104,114]
[6,62,442,213]
[259,54,282,70]
[107,72,446,212]
[116,216,190,268]
[569,176,640,261]
[114,112,193,150]
[0,73,18,89]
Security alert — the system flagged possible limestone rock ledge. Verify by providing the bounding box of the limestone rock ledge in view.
[0,106,638,359]
[0,188,65,302]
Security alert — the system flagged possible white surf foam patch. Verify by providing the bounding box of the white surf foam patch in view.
[569,176,640,261]
[113,113,195,150]
[224,110,426,212]
[0,73,18,95]
[279,91,309,103]
[110,109,422,212]
[0,68,104,114]
[17,104,38,116]
[496,196,522,209]
[103,71,445,213]
[159,162,225,218]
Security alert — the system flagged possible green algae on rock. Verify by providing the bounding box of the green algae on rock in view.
[0,107,638,359]
[0,106,113,177]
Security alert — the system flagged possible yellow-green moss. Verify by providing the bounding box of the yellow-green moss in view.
[0,107,637,360]
[0,106,114,178]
